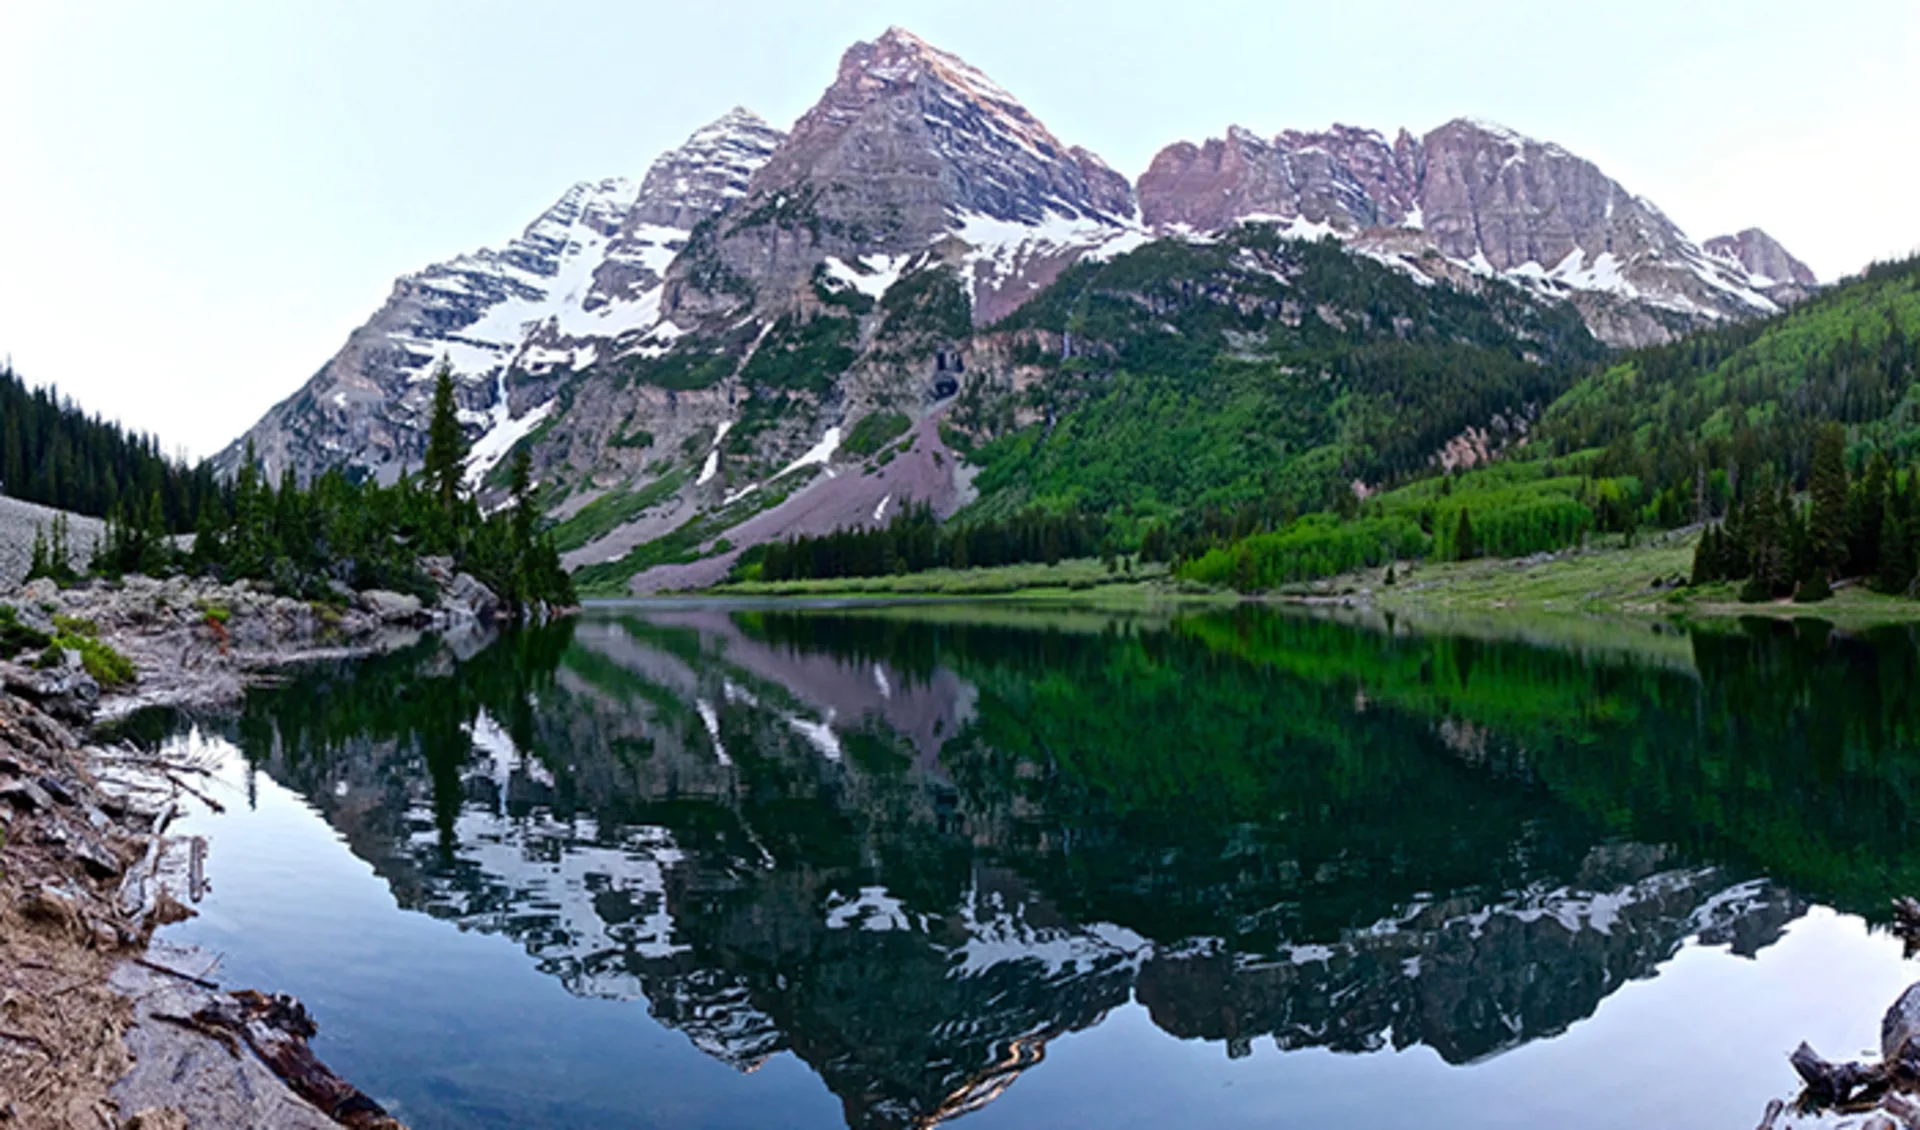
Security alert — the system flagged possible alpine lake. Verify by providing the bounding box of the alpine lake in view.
[109,600,1920,1129]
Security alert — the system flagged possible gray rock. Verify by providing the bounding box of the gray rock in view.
[0,777,56,814]
[1883,981,1920,1060]
[443,573,500,622]
[3,665,101,724]
[21,577,59,604]
[359,589,424,623]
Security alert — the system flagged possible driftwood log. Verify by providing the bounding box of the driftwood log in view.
[1790,977,1920,1121]
[1790,1041,1888,1108]
[167,990,403,1130]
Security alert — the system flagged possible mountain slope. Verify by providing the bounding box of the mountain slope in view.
[957,226,1604,520]
[215,109,786,484]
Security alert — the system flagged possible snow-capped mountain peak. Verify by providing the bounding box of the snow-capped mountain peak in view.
[215,108,785,481]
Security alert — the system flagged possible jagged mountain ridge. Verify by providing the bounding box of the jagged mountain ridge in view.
[1138,117,1812,347]
[218,27,1818,592]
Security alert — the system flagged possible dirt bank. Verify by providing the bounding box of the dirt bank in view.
[0,570,443,1127]
[0,662,407,1129]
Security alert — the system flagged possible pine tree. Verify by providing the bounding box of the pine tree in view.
[423,361,469,511]
[1878,495,1914,594]
[1453,509,1476,561]
[1849,450,1892,575]
[509,448,536,550]
[26,524,52,584]
[1690,525,1720,585]
[1807,423,1849,575]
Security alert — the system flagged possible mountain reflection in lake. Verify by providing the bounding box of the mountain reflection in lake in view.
[136,605,1920,1129]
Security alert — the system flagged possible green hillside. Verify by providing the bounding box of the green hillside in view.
[961,227,1603,523]
[1182,255,1920,598]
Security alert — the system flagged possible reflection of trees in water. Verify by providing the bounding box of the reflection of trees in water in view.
[192,608,1920,1127]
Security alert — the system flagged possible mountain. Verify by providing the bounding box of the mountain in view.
[218,28,1821,594]
[215,109,787,483]
[1705,227,1819,289]
[1138,118,1809,348]
[659,27,1140,329]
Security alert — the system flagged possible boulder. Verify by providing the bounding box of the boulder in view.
[2,664,101,724]
[1883,981,1920,1060]
[20,577,58,604]
[442,573,500,622]
[358,589,424,624]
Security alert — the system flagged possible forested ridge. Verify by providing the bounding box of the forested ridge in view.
[957,228,1603,524]
[1182,253,1920,593]
[742,249,1920,595]
[0,364,217,528]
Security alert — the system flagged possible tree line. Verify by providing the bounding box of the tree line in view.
[28,366,574,613]
[1,364,216,528]
[1691,422,1919,601]
[740,502,1108,582]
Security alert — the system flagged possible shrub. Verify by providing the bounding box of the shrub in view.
[1180,514,1431,592]
[1795,572,1834,603]
[52,632,136,687]
[0,605,51,659]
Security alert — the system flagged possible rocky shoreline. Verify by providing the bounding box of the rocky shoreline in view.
[0,564,527,1127]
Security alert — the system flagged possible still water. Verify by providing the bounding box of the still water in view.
[120,603,1920,1128]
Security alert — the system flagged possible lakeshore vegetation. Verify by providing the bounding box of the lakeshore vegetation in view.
[18,365,573,613]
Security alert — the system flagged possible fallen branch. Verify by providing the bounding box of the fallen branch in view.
[133,956,220,991]
[189,991,404,1130]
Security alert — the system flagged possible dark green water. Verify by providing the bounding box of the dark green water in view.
[134,603,1920,1128]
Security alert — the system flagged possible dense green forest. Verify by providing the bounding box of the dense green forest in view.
[1176,253,1920,592]
[0,364,217,528]
[735,502,1109,583]
[956,228,1604,525]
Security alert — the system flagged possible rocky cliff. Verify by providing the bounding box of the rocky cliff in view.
[1706,227,1819,288]
[1139,117,1812,347]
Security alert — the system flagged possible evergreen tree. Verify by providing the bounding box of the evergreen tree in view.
[509,449,536,550]
[1878,495,1914,594]
[1691,525,1720,585]
[1454,509,1476,561]
[1850,451,1892,576]
[423,361,469,510]
[1807,423,1849,575]
[26,524,53,584]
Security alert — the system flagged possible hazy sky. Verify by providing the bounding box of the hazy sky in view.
[3,0,1916,459]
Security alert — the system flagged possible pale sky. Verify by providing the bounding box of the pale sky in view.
[3,0,1916,459]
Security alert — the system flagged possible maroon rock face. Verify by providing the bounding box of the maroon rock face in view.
[1705,228,1818,287]
[664,27,1136,322]
[1140,116,1808,346]
[1137,125,1416,234]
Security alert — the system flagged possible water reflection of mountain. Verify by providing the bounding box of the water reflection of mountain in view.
[195,606,1920,1128]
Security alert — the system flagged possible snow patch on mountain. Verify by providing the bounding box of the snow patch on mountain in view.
[774,426,841,480]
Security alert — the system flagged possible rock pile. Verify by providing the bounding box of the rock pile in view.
[4,566,506,716]
[0,690,164,1126]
